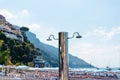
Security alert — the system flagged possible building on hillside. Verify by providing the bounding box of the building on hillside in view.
[44,61,50,67]
[0,14,23,41]
[0,25,23,41]
[33,56,46,68]
[33,56,51,68]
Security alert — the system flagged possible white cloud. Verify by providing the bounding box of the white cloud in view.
[21,9,30,16]
[27,24,41,33]
[111,27,120,34]
[0,9,30,21]
[0,9,16,19]
[69,27,120,67]
[85,27,120,40]
[0,8,31,27]
[70,42,120,67]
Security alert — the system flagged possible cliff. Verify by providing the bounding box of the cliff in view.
[26,31,94,68]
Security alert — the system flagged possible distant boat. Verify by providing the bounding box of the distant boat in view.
[106,66,112,71]
[118,68,120,70]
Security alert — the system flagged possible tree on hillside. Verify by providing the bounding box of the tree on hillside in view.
[0,31,7,41]
[0,50,10,65]
[20,26,29,32]
[20,26,29,42]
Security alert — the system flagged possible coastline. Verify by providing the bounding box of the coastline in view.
[0,66,120,80]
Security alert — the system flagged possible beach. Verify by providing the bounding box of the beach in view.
[0,67,120,80]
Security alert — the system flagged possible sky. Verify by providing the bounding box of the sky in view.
[0,0,120,68]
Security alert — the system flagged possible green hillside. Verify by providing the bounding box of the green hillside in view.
[0,31,40,66]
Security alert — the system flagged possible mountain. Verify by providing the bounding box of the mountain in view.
[0,14,94,68]
[26,31,94,68]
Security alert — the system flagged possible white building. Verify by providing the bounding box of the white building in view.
[0,14,23,41]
